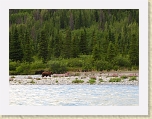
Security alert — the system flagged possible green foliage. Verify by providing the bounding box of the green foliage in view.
[107,41,116,61]
[9,27,23,62]
[99,78,104,82]
[66,58,83,67]
[38,29,48,63]
[120,75,128,79]
[9,61,20,71]
[16,63,31,74]
[23,30,33,63]
[88,78,96,84]
[49,61,67,74]
[94,60,108,71]
[72,78,84,83]
[129,34,139,66]
[82,58,93,72]
[30,60,46,70]
[113,55,131,68]
[109,78,121,82]
[9,10,139,73]
[129,76,137,81]
[92,44,101,61]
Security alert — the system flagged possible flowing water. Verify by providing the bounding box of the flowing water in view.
[9,84,138,106]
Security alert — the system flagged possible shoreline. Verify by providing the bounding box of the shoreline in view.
[9,71,139,85]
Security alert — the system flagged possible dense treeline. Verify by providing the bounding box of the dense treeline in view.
[9,9,139,74]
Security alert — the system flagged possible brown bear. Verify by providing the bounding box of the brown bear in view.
[42,71,53,77]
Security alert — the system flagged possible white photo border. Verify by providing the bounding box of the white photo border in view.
[0,0,148,115]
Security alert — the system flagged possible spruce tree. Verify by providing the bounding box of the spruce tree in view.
[9,27,23,62]
[129,34,139,66]
[107,41,116,62]
[71,35,79,58]
[23,30,33,63]
[79,29,87,54]
[38,29,48,63]
[92,44,101,61]
[62,29,72,58]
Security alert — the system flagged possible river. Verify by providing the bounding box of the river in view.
[9,84,138,106]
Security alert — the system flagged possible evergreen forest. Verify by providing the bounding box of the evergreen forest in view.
[9,9,139,75]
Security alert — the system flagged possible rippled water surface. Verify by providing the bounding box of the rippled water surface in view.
[9,85,138,106]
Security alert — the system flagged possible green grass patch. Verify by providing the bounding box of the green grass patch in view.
[129,76,137,81]
[99,78,104,82]
[120,75,128,79]
[88,78,96,84]
[11,76,15,78]
[72,79,84,83]
[109,78,121,82]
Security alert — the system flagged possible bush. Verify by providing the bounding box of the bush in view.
[9,61,20,71]
[94,60,108,71]
[121,75,128,79]
[67,58,83,67]
[49,61,67,74]
[113,55,131,68]
[129,76,136,81]
[16,63,31,74]
[109,78,121,82]
[88,78,96,84]
[30,61,45,70]
[72,78,84,83]
[82,58,93,72]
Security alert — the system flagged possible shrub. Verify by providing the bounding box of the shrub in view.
[11,76,15,78]
[121,75,128,79]
[49,61,67,74]
[94,60,108,71]
[9,61,20,71]
[30,61,45,70]
[109,78,121,82]
[88,78,96,84]
[72,79,84,83]
[113,55,131,68]
[56,80,58,83]
[129,76,137,81]
[82,58,93,72]
[67,58,83,67]
[90,76,96,80]
[16,63,31,74]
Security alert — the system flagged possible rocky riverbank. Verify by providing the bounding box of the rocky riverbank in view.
[9,71,139,85]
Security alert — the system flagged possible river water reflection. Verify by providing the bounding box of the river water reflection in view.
[9,85,138,106]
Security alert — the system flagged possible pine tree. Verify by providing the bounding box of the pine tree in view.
[62,29,72,58]
[9,27,23,62]
[79,29,87,54]
[38,29,48,63]
[107,41,116,61]
[71,35,79,58]
[53,32,61,58]
[129,34,139,66]
[23,30,33,63]
[92,44,101,61]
